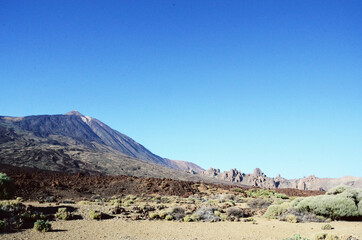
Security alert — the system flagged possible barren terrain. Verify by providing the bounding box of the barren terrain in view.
[1,165,360,240]
[0,164,321,201]
[2,212,362,240]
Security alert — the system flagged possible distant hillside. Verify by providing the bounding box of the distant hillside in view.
[164,159,204,173]
[2,111,359,191]
[0,111,204,175]
[200,167,362,190]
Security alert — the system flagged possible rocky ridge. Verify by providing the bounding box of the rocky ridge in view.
[200,168,362,191]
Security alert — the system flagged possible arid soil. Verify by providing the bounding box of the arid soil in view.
[1,164,345,240]
[2,216,362,240]
[0,164,322,201]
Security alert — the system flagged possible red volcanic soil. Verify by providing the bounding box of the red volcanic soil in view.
[0,164,323,201]
[274,188,324,197]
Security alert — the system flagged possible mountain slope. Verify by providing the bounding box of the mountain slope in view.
[163,159,204,173]
[0,111,203,174]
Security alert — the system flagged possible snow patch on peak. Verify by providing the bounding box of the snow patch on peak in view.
[65,110,84,116]
[81,116,92,124]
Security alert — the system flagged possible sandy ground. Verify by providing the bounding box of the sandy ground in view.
[1,217,361,240]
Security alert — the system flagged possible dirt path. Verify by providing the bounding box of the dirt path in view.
[2,217,361,240]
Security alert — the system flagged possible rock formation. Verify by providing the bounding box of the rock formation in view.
[200,168,362,190]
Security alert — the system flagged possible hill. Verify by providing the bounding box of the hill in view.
[0,111,205,178]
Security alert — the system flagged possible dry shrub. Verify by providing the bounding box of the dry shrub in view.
[279,208,325,223]
[247,198,273,209]
[286,214,298,223]
[195,206,220,222]
[170,207,185,220]
[321,223,334,230]
[226,207,244,218]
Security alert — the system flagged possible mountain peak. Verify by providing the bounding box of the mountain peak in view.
[252,168,264,176]
[65,110,84,117]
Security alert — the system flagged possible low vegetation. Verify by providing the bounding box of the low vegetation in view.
[321,223,334,230]
[33,220,51,232]
[264,202,290,219]
[282,234,311,240]
[282,233,360,240]
[89,210,103,220]
[246,189,289,199]
[0,198,52,232]
[55,208,73,220]
[294,185,362,220]
[0,173,16,200]
[264,185,362,224]
[0,180,361,239]
[247,198,273,209]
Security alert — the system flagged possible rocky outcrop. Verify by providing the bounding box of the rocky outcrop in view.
[201,168,244,182]
[200,168,362,191]
[201,168,221,177]
[220,168,244,182]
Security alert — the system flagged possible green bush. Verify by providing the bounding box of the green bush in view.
[246,189,289,199]
[123,200,134,207]
[158,211,167,219]
[327,185,362,202]
[0,220,9,232]
[89,210,102,220]
[190,214,200,222]
[55,208,73,220]
[33,220,51,232]
[183,215,192,222]
[290,197,305,207]
[0,201,50,232]
[0,173,16,200]
[291,186,362,220]
[110,198,122,207]
[327,185,353,195]
[165,214,173,221]
[182,214,199,222]
[292,185,362,220]
[264,202,290,219]
[149,212,158,219]
[321,223,333,230]
[296,195,358,219]
[220,213,228,221]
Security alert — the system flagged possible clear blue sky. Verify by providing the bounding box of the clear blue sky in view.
[1,0,361,178]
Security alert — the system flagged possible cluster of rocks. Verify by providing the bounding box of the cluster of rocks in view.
[200,167,330,190]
